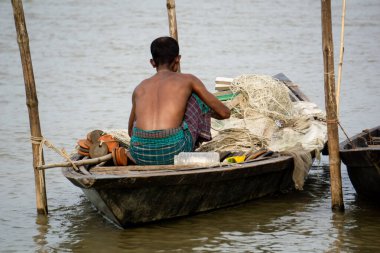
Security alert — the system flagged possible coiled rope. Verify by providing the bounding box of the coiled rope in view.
[30,136,79,171]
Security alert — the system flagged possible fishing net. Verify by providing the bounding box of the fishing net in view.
[229,74,294,121]
[197,74,327,189]
[197,128,268,153]
[280,143,313,190]
[198,74,327,154]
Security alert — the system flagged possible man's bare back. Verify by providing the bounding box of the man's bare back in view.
[129,70,230,135]
[132,71,193,130]
[128,36,230,137]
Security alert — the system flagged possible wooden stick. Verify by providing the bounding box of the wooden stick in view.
[321,0,344,211]
[11,0,48,215]
[336,0,346,116]
[37,154,113,170]
[166,0,181,72]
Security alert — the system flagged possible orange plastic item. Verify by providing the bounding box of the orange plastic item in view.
[77,139,91,149]
[112,148,118,166]
[112,147,128,166]
[77,149,90,157]
[98,134,119,152]
[77,139,91,156]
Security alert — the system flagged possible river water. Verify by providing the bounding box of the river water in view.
[1,0,379,252]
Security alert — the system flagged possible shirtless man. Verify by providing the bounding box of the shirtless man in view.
[128,36,230,165]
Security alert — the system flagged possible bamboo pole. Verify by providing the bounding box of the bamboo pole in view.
[321,0,344,211]
[166,0,181,72]
[37,154,113,170]
[11,0,48,215]
[336,0,346,116]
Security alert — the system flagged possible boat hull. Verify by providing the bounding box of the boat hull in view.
[63,156,296,228]
[62,73,317,227]
[340,126,380,199]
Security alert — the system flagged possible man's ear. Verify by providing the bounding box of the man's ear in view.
[175,55,181,63]
[171,55,181,72]
[150,59,156,68]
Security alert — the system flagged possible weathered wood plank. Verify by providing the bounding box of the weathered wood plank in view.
[273,73,310,102]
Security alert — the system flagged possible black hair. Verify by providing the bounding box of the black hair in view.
[150,36,179,66]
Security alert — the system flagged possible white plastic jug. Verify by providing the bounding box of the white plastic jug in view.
[174,152,220,166]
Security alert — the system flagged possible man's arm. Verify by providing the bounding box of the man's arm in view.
[190,75,231,119]
[128,92,136,137]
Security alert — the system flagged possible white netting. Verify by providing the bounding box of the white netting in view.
[229,74,294,121]
[198,74,327,190]
[198,128,269,153]
[198,74,327,154]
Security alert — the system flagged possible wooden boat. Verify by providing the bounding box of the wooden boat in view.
[340,126,380,199]
[63,153,309,228]
[62,74,319,228]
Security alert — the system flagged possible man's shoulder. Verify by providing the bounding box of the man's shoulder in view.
[177,72,196,78]
[134,77,152,89]
[174,72,199,84]
[132,81,147,97]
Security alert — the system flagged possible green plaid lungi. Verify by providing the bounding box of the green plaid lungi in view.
[130,94,211,165]
[130,123,193,165]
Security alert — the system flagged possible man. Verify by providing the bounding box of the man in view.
[128,36,230,165]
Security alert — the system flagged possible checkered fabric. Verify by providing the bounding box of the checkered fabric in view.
[130,94,212,165]
[130,124,193,165]
[184,94,212,149]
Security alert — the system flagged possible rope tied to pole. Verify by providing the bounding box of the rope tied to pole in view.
[326,119,338,124]
[30,136,79,171]
[325,119,355,148]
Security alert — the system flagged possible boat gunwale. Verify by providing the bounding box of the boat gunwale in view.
[340,125,380,150]
[340,146,380,152]
[62,154,294,180]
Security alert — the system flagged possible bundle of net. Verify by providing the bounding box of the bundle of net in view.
[197,128,268,153]
[198,74,295,153]
[229,74,294,122]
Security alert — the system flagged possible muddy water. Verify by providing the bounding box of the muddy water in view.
[1,0,379,252]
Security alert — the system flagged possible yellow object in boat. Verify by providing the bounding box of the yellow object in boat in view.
[225,155,246,163]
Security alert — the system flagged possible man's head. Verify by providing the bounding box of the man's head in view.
[150,37,180,69]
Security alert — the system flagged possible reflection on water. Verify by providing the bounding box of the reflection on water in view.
[34,215,50,252]
[1,0,380,252]
[29,167,380,252]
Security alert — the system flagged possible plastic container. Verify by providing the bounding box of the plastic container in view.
[174,152,220,166]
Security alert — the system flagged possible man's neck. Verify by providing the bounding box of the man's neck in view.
[157,68,172,73]
[156,65,173,73]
